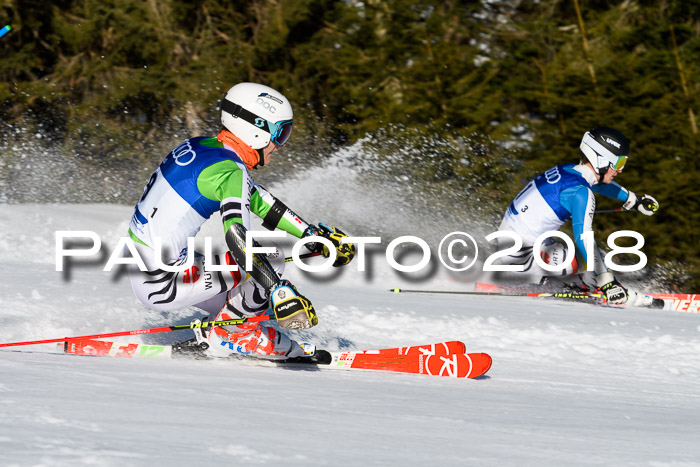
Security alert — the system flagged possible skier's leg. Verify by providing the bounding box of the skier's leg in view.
[206,247,307,359]
[192,291,228,319]
[494,218,536,272]
[128,245,243,312]
[207,307,304,359]
[494,220,578,283]
[213,244,286,319]
[539,238,580,277]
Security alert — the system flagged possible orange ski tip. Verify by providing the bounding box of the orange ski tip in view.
[474,352,493,376]
[463,352,492,378]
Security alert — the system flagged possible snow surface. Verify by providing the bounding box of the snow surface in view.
[1,204,700,467]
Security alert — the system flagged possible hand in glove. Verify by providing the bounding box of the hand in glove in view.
[596,272,628,305]
[623,192,659,216]
[269,280,318,330]
[303,223,356,267]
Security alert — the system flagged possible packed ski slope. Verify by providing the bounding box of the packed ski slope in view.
[1,204,700,466]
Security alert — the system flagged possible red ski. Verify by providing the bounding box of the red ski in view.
[62,339,492,379]
[379,340,466,356]
[63,339,174,359]
[323,345,491,379]
[648,293,699,313]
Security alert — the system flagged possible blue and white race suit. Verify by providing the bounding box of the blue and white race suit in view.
[498,163,630,278]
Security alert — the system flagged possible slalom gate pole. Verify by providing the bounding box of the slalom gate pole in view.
[0,315,272,349]
[390,288,605,302]
[284,252,323,262]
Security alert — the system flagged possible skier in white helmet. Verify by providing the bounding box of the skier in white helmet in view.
[496,127,659,305]
[127,82,355,358]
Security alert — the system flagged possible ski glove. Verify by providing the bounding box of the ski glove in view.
[269,280,318,330]
[303,223,356,267]
[623,192,659,216]
[597,272,628,305]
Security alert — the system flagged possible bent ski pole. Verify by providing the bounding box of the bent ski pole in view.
[0,315,272,349]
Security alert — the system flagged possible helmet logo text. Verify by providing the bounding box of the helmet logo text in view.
[256,97,277,114]
[605,137,621,148]
[258,93,284,105]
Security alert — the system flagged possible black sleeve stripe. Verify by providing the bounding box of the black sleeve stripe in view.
[220,202,242,213]
[262,199,288,231]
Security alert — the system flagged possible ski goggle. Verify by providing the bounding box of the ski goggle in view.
[268,119,293,146]
[610,155,627,171]
[221,99,293,146]
[597,153,627,172]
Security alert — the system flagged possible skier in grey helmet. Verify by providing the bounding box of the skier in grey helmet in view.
[495,127,659,305]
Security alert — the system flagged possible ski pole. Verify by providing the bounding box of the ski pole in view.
[595,208,627,213]
[391,288,544,297]
[284,252,323,262]
[390,288,604,301]
[391,288,528,296]
[0,315,271,349]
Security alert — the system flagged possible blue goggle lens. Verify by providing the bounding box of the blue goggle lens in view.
[270,120,293,146]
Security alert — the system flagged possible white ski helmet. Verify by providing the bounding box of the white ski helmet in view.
[579,127,630,175]
[220,82,294,150]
